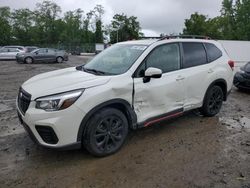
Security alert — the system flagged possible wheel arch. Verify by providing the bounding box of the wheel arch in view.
[204,79,228,102]
[77,99,137,142]
[24,56,34,63]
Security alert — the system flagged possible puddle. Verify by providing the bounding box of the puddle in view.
[219,116,250,132]
[0,103,13,113]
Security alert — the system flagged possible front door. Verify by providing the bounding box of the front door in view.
[133,43,185,125]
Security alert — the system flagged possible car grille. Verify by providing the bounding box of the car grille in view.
[18,88,31,115]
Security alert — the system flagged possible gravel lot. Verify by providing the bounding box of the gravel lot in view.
[0,56,250,188]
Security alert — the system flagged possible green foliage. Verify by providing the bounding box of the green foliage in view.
[109,14,142,43]
[235,0,250,40]
[183,0,250,40]
[183,13,223,39]
[0,7,11,45]
[0,1,143,48]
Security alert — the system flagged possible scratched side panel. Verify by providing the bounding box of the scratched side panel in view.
[133,71,185,123]
[75,73,134,114]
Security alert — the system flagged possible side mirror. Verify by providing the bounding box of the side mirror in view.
[143,67,162,83]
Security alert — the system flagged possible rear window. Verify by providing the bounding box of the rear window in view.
[182,42,207,68]
[204,43,222,62]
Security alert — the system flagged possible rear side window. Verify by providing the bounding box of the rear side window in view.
[204,43,222,62]
[182,42,207,68]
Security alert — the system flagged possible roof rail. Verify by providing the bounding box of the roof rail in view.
[140,36,162,40]
[159,35,211,41]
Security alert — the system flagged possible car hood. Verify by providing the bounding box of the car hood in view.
[22,67,111,100]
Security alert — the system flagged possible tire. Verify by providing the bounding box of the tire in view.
[83,108,128,157]
[201,85,224,117]
[56,56,63,63]
[25,57,33,64]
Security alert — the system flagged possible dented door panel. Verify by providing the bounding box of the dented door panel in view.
[133,71,184,123]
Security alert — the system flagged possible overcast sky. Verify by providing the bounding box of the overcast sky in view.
[0,0,223,36]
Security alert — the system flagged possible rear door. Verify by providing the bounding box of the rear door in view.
[35,49,49,61]
[47,49,57,61]
[133,43,185,124]
[180,42,216,110]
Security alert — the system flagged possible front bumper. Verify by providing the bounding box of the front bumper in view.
[17,99,85,150]
[233,72,250,89]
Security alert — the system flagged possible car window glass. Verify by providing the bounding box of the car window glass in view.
[48,49,56,53]
[38,49,47,53]
[9,48,19,52]
[0,48,8,52]
[204,43,222,62]
[182,42,207,68]
[146,43,181,74]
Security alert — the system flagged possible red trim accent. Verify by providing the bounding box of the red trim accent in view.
[144,111,183,127]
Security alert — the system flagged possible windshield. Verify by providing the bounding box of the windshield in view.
[82,44,147,75]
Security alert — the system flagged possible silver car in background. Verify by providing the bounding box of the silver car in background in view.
[16,48,69,64]
[0,46,25,60]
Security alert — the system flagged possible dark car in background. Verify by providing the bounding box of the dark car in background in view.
[234,62,250,90]
[16,48,68,64]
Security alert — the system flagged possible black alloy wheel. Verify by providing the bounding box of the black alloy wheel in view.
[83,108,128,157]
[201,85,224,117]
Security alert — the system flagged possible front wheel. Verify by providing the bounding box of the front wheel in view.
[83,108,128,157]
[201,85,224,117]
[25,57,33,64]
[56,56,63,63]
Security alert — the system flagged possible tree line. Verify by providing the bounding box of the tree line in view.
[0,0,250,48]
[183,0,250,40]
[0,0,142,48]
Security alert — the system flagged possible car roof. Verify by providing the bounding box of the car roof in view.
[118,38,218,46]
[3,45,24,48]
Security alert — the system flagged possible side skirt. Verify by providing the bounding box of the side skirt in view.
[137,108,184,128]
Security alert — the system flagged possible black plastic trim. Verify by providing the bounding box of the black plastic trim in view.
[137,108,184,128]
[77,99,137,142]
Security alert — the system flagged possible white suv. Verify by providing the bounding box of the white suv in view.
[17,37,234,156]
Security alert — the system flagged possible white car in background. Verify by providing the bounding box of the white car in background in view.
[0,46,26,60]
[17,36,234,156]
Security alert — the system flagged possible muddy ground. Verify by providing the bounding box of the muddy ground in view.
[0,57,249,188]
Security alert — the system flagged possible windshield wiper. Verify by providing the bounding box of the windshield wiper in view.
[76,65,115,75]
[83,67,107,75]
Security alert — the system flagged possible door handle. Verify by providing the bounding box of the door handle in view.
[208,69,214,73]
[176,76,185,81]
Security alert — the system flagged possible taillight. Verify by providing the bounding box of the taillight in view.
[228,60,235,70]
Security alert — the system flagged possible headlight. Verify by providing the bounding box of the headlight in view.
[35,89,83,111]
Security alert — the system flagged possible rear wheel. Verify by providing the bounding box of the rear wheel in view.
[201,85,224,117]
[56,56,63,63]
[83,108,128,157]
[25,57,33,64]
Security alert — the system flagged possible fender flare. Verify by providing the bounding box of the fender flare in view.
[203,79,228,104]
[77,99,137,142]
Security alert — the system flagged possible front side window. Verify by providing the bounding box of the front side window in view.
[134,43,181,77]
[182,42,207,68]
[38,49,48,54]
[146,43,181,73]
[83,44,147,75]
